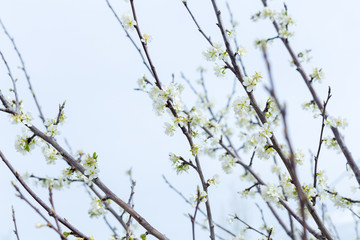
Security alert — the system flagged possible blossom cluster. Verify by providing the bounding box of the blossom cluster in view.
[88,197,109,218]
[10,111,33,126]
[202,43,229,77]
[81,152,100,180]
[189,189,208,207]
[243,71,262,92]
[169,153,190,174]
[252,7,295,38]
[147,83,184,116]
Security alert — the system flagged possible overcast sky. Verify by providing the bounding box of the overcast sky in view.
[1,0,360,239]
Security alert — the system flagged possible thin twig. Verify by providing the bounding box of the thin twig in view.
[55,101,66,125]
[11,206,21,240]
[162,175,236,237]
[0,19,45,122]
[190,187,202,240]
[313,88,331,204]
[48,186,64,240]
[225,1,248,77]
[12,183,67,239]
[0,50,19,112]
[0,150,89,239]
[233,214,267,237]
[105,0,153,76]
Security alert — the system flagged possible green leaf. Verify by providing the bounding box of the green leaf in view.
[140,233,147,240]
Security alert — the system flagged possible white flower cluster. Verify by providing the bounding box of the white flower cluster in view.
[327,190,353,208]
[36,177,70,190]
[302,100,321,118]
[237,46,247,57]
[322,136,340,152]
[219,153,236,173]
[243,71,262,92]
[14,128,37,155]
[81,153,100,180]
[44,111,66,137]
[189,189,207,207]
[251,7,276,21]
[294,49,312,65]
[294,149,305,165]
[233,96,250,116]
[10,111,33,126]
[264,97,279,122]
[244,123,275,160]
[280,174,296,198]
[88,197,109,218]
[256,144,276,160]
[277,10,295,38]
[309,67,323,82]
[326,116,348,129]
[260,184,283,203]
[164,122,176,136]
[202,43,228,77]
[252,7,295,38]
[169,153,190,174]
[42,145,59,164]
[148,83,183,116]
[214,64,227,78]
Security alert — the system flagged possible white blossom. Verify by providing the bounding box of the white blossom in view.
[121,13,137,30]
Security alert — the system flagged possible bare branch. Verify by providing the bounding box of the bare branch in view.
[11,206,21,240]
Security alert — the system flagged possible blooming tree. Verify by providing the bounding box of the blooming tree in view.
[0,0,359,240]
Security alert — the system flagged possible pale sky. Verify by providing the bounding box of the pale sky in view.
[1,0,360,239]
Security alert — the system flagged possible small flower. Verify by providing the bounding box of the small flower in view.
[261,184,283,203]
[35,223,45,228]
[10,112,33,126]
[260,123,273,139]
[15,129,37,155]
[207,175,219,186]
[237,46,247,57]
[169,153,190,174]
[137,75,148,89]
[226,29,235,39]
[190,145,200,156]
[88,197,108,218]
[121,13,137,30]
[189,190,207,206]
[294,149,305,165]
[219,153,236,174]
[256,144,275,160]
[323,136,340,151]
[164,122,176,136]
[81,153,100,180]
[141,34,152,44]
[42,145,58,164]
[45,124,60,137]
[243,72,262,92]
[214,64,226,77]
[233,96,250,116]
[203,43,221,61]
[310,68,323,82]
[326,116,348,129]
